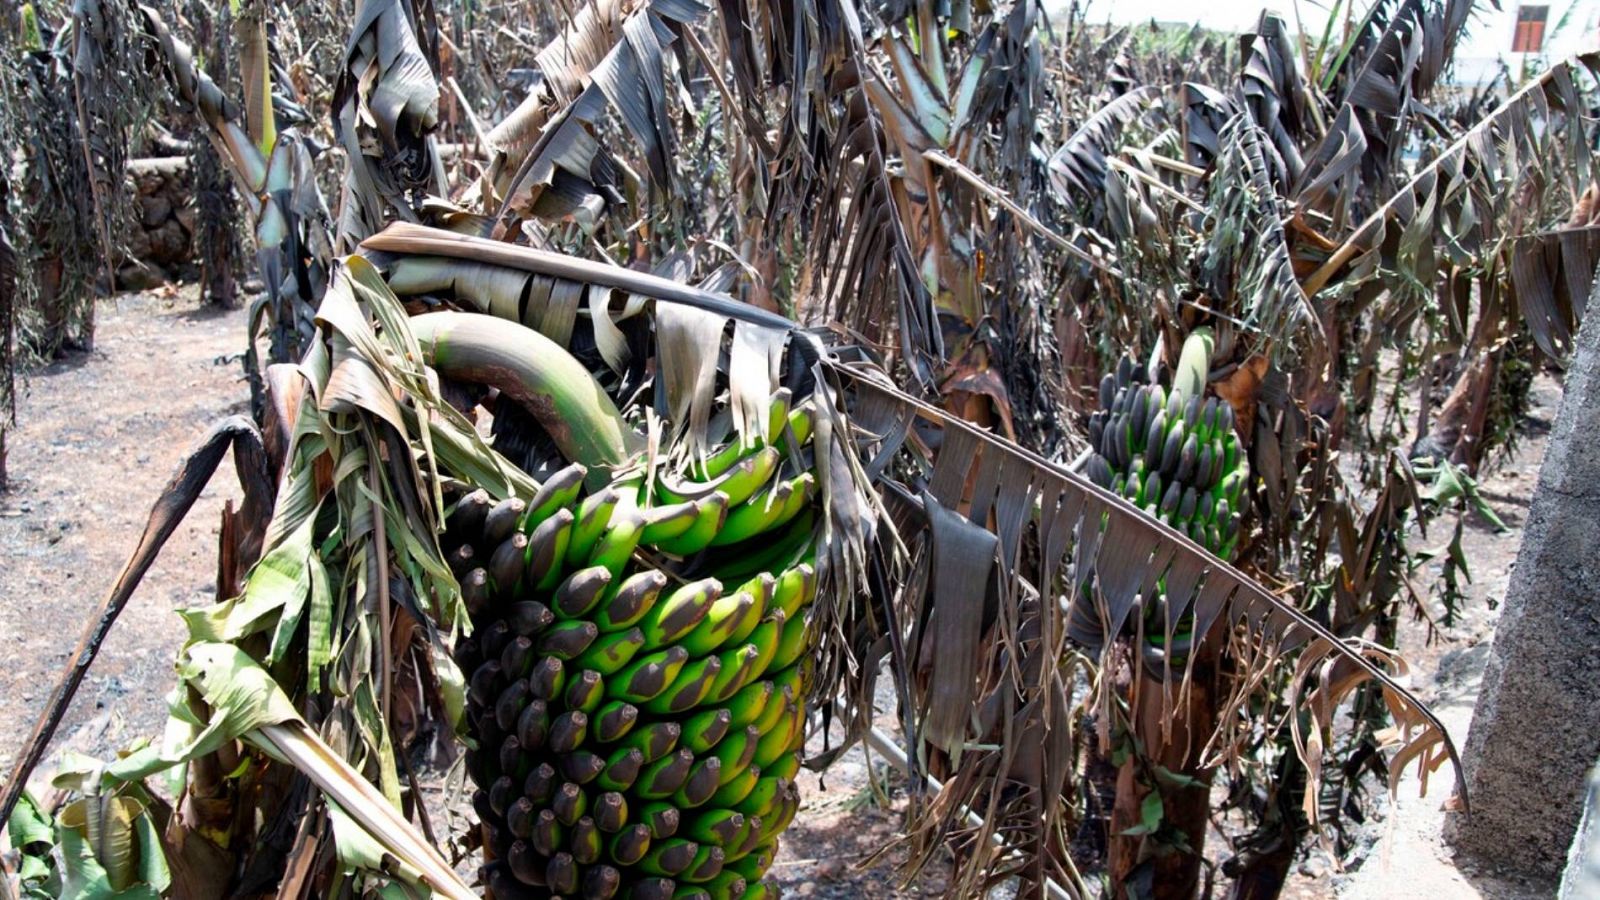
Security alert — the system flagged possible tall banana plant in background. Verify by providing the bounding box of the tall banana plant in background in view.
[138,2,333,406]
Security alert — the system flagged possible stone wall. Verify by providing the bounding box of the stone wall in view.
[118,156,197,290]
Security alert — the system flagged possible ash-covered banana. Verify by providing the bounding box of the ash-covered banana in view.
[445,384,825,898]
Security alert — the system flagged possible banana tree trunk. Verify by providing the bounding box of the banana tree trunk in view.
[1110,647,1219,899]
[188,0,241,308]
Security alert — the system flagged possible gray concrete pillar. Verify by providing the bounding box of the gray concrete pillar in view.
[1447,275,1600,877]
[1561,763,1600,898]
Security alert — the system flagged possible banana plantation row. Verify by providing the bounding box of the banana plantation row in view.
[0,0,1594,898]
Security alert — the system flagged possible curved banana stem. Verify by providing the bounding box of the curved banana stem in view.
[409,312,641,483]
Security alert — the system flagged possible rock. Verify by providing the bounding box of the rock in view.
[140,193,172,227]
[146,219,191,266]
[115,262,167,292]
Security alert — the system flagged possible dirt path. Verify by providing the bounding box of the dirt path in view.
[0,287,248,778]
[1329,375,1565,899]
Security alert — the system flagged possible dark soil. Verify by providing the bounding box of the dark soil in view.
[0,287,248,779]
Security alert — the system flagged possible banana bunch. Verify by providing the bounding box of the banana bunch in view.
[445,390,821,900]
[1084,356,1247,558]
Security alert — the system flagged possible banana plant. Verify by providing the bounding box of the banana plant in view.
[137,3,333,407]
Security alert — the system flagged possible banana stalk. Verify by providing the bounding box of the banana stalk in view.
[409,311,642,483]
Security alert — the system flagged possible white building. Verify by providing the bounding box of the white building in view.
[1452,0,1600,87]
[1072,0,1600,88]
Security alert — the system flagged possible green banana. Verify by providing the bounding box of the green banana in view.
[527,655,565,700]
[609,646,691,703]
[638,578,722,650]
[570,815,603,864]
[680,708,733,755]
[767,609,811,673]
[482,496,526,546]
[535,619,598,660]
[658,446,780,508]
[749,689,793,738]
[704,644,761,705]
[682,808,747,847]
[548,709,588,753]
[672,755,724,809]
[637,838,701,877]
[723,681,776,731]
[587,508,647,578]
[697,870,747,899]
[545,851,579,893]
[595,569,669,631]
[524,507,575,591]
[644,654,724,714]
[678,588,759,658]
[559,748,605,783]
[739,878,779,900]
[709,726,760,785]
[638,499,704,544]
[770,563,815,620]
[678,843,726,883]
[506,796,536,838]
[708,472,814,547]
[739,612,786,688]
[754,785,798,844]
[523,763,557,805]
[707,763,762,808]
[616,721,682,763]
[762,751,800,784]
[596,746,644,792]
[651,493,731,557]
[733,775,788,820]
[727,841,777,880]
[498,636,535,678]
[551,781,588,825]
[638,801,681,840]
[608,823,652,866]
[522,462,586,533]
[552,565,613,618]
[717,574,774,649]
[530,808,564,856]
[565,486,620,568]
[573,626,648,675]
[593,790,629,833]
[564,669,605,713]
[635,748,696,799]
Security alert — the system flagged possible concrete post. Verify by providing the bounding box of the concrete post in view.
[1447,277,1600,876]
[1561,763,1600,898]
